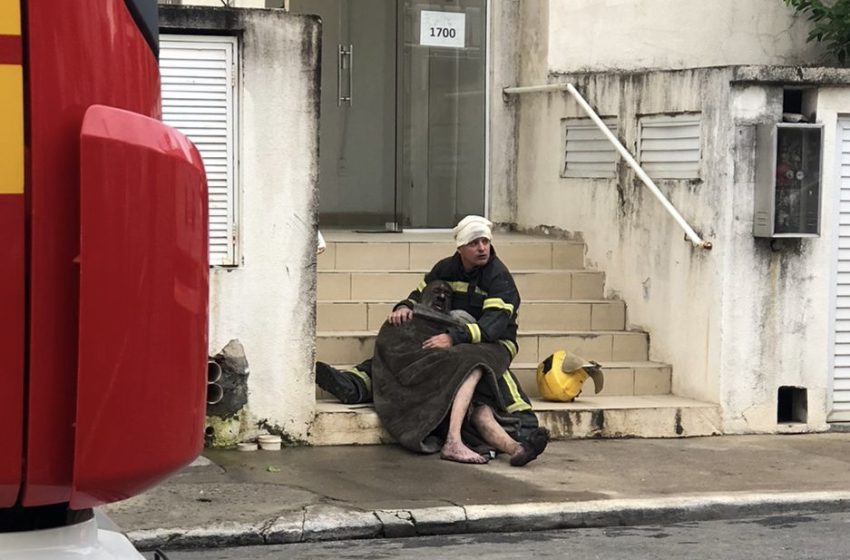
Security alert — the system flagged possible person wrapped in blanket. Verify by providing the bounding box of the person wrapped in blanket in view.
[316,215,549,465]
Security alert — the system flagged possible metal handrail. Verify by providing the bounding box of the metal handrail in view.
[503,83,713,250]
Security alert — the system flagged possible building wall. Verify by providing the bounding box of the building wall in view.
[487,1,520,225]
[510,62,850,432]
[160,6,320,441]
[547,0,825,73]
[500,2,850,432]
[724,74,850,431]
[514,68,727,408]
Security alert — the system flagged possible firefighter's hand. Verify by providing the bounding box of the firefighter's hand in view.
[423,334,452,350]
[388,307,413,326]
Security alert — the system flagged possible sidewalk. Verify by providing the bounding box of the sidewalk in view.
[102,432,850,550]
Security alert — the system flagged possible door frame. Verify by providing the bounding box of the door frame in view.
[483,0,491,221]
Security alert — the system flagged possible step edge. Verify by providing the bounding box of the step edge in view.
[316,329,649,337]
[319,269,599,274]
[314,396,719,412]
[317,299,624,304]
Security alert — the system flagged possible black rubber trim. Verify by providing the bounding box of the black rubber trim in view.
[0,504,93,532]
[124,0,159,57]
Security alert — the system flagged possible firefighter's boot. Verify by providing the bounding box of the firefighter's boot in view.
[316,362,371,404]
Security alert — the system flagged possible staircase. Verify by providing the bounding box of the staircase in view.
[309,231,720,445]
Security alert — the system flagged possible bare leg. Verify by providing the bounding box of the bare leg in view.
[470,404,521,456]
[440,368,488,464]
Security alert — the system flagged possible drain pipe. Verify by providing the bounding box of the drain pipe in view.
[503,82,713,250]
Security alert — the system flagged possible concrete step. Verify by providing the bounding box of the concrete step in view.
[307,396,721,445]
[318,269,604,301]
[319,239,586,272]
[315,360,671,400]
[315,330,649,365]
[316,299,626,332]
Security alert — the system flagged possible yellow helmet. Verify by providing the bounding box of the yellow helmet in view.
[536,350,604,402]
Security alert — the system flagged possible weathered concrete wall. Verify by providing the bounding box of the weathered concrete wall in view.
[487,0,520,225]
[547,0,825,73]
[512,64,850,433]
[819,87,850,423]
[722,72,850,432]
[161,6,320,441]
[514,68,727,409]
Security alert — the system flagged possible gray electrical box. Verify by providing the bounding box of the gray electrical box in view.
[753,122,823,238]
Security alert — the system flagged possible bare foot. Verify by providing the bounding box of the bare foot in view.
[440,439,488,464]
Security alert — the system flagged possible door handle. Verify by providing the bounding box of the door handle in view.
[337,44,353,107]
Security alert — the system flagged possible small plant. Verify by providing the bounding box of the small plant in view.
[784,0,850,64]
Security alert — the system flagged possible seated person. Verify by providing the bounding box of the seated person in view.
[372,279,548,466]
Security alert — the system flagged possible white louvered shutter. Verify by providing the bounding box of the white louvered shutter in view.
[832,119,850,421]
[638,115,701,179]
[562,117,618,178]
[160,35,238,266]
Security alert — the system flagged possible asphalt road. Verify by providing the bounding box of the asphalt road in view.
[145,510,850,559]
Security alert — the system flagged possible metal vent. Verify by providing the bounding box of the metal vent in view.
[561,117,618,178]
[832,119,850,419]
[160,35,239,267]
[638,115,701,179]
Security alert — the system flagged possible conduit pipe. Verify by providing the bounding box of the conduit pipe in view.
[207,383,223,405]
[503,82,713,250]
[207,361,222,383]
[207,360,223,405]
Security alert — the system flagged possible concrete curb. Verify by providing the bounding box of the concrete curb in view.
[129,491,850,550]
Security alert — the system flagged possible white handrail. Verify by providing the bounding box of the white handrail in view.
[503,83,713,250]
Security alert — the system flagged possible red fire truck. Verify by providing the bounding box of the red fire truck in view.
[0,0,209,557]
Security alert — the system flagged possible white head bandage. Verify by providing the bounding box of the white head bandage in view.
[453,215,493,247]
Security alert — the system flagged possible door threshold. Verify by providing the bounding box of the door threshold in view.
[354,228,404,234]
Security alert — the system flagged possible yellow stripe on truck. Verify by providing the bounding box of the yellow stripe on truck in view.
[0,1,20,35]
[0,64,23,194]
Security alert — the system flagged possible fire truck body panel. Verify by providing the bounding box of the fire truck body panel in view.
[24,0,165,506]
[0,0,25,510]
[0,0,209,520]
[73,104,208,509]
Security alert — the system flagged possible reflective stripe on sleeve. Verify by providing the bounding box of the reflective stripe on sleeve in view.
[483,297,514,315]
[499,339,518,359]
[466,323,481,343]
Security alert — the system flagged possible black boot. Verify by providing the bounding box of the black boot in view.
[316,362,363,404]
[509,427,550,467]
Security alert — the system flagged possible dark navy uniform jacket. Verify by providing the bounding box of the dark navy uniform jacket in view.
[396,247,520,363]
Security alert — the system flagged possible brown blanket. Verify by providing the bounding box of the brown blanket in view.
[372,305,511,453]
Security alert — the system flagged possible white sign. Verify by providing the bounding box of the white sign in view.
[420,10,465,49]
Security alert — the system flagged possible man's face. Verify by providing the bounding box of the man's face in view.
[457,237,491,271]
[421,281,452,313]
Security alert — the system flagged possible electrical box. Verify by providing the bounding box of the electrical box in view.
[753,122,823,238]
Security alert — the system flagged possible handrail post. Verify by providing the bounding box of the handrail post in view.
[502,83,713,250]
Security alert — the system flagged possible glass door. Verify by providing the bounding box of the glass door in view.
[291,0,398,229]
[289,0,487,229]
[398,0,487,228]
